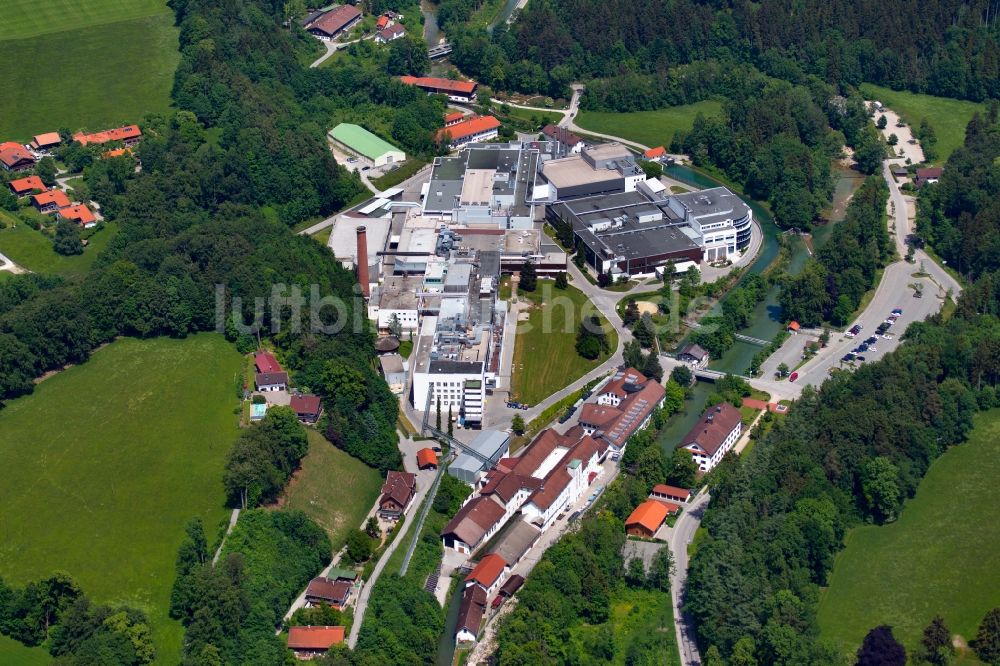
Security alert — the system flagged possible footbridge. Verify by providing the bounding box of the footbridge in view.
[428,43,453,59]
[734,333,770,346]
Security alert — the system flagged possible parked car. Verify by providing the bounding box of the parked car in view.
[842,353,856,362]
[856,355,866,362]
[789,372,799,382]
[858,343,870,352]
[865,336,878,345]
[491,596,504,609]
[892,308,903,315]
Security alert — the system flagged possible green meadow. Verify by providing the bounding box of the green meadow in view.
[0,335,242,664]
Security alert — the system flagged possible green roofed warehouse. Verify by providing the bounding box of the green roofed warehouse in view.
[328,123,406,168]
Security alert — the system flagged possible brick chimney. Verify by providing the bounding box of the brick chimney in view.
[356,226,370,298]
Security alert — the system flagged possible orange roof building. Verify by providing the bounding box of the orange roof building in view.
[73,125,142,146]
[643,146,666,159]
[625,500,669,538]
[8,176,45,196]
[416,448,438,470]
[444,111,465,126]
[0,141,35,171]
[58,204,97,227]
[787,320,801,332]
[400,75,478,102]
[102,147,132,159]
[376,15,390,29]
[31,189,71,212]
[31,132,61,150]
[286,625,345,655]
[650,484,691,503]
[465,553,508,593]
[436,115,501,147]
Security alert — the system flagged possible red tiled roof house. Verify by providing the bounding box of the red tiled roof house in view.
[8,176,45,197]
[31,189,71,214]
[0,142,35,172]
[378,470,416,519]
[465,553,509,595]
[290,394,322,424]
[304,577,353,610]
[680,403,742,472]
[287,625,345,659]
[625,500,670,538]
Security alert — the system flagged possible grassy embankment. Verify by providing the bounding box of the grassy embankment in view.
[0,210,117,279]
[0,335,242,664]
[575,100,724,149]
[859,83,985,163]
[511,283,618,405]
[278,430,384,548]
[818,410,1000,663]
[0,0,178,139]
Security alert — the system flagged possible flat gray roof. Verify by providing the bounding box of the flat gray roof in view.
[672,186,751,226]
[542,155,622,189]
[489,520,541,564]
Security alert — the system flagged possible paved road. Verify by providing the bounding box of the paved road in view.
[757,156,962,395]
[0,249,27,275]
[309,36,365,69]
[667,489,711,666]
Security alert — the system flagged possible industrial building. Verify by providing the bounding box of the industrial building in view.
[328,123,406,167]
[548,191,703,276]
[538,143,645,200]
[449,430,511,484]
[422,143,540,229]
[667,187,753,257]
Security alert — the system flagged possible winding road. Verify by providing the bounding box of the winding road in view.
[668,489,711,666]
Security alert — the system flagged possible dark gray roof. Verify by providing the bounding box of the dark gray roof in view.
[428,360,483,374]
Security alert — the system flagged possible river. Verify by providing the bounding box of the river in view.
[658,162,864,450]
[421,0,441,46]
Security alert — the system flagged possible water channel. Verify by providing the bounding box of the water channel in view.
[656,163,864,452]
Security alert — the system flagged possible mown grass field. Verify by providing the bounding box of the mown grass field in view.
[511,283,617,405]
[817,410,1000,662]
[0,1,177,140]
[0,635,49,666]
[278,430,384,550]
[860,83,985,163]
[0,210,117,278]
[0,335,242,664]
[575,100,724,149]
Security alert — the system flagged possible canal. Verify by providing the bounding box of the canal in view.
[658,162,864,449]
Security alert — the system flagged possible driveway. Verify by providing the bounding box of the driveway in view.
[666,489,711,666]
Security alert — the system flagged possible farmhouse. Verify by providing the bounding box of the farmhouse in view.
[303,4,362,40]
[399,75,478,103]
[625,500,670,538]
[915,167,944,188]
[58,204,97,228]
[378,470,416,519]
[30,132,61,150]
[254,351,282,374]
[375,23,405,43]
[8,176,45,196]
[436,115,501,148]
[416,448,438,470]
[73,125,142,146]
[305,576,353,609]
[31,189,71,214]
[680,402,742,472]
[290,394,322,424]
[0,142,35,172]
[455,585,487,644]
[254,371,288,392]
[286,625,345,659]
[465,553,509,595]
[328,123,405,168]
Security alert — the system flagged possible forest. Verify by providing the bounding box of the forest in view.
[779,176,894,326]
[683,111,1000,665]
[0,573,156,665]
[449,0,1000,103]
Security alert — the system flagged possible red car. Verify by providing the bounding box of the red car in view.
[788,372,799,382]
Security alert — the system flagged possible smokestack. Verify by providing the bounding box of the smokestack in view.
[356,226,370,298]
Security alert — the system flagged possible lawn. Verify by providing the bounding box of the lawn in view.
[575,100,724,149]
[498,104,565,127]
[817,410,1000,661]
[511,283,617,405]
[0,210,118,279]
[859,83,985,163]
[0,334,242,664]
[0,10,178,140]
[372,158,428,191]
[278,430,384,550]
[0,635,49,666]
